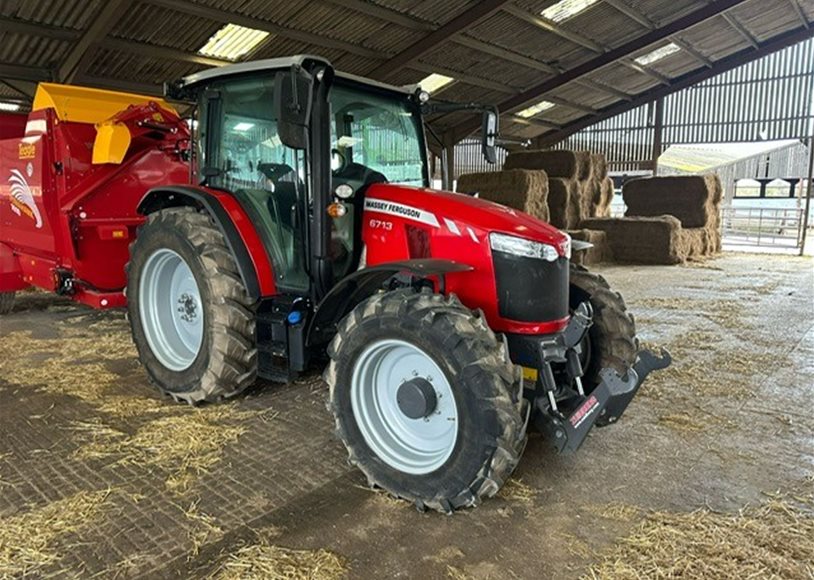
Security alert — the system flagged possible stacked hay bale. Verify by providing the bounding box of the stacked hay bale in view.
[504,150,581,229]
[623,174,723,258]
[503,149,615,265]
[568,229,613,266]
[581,216,685,264]
[456,169,550,222]
[583,174,723,264]
[503,149,614,229]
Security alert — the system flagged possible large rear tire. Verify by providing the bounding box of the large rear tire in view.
[0,291,15,315]
[127,207,257,404]
[325,288,528,513]
[569,264,638,392]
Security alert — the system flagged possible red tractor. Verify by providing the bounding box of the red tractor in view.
[0,56,669,512]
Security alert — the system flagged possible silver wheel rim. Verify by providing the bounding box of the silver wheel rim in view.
[138,248,204,371]
[351,339,459,475]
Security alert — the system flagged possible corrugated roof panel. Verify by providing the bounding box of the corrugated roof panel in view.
[191,0,312,24]
[735,1,803,42]
[467,11,585,66]
[110,3,221,52]
[677,18,749,61]
[556,2,647,50]
[417,44,535,90]
[550,84,621,110]
[1,0,105,30]
[359,24,419,54]
[279,3,392,49]
[0,33,67,68]
[404,0,473,25]
[250,36,345,62]
[622,0,707,27]
[83,47,205,85]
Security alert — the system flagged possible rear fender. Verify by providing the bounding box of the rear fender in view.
[137,186,275,299]
[0,242,27,292]
[307,258,473,346]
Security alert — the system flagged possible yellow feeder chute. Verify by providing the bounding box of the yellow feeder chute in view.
[32,82,179,165]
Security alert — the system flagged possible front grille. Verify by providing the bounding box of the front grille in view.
[492,252,569,322]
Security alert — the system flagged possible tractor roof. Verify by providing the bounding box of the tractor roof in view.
[173,54,415,99]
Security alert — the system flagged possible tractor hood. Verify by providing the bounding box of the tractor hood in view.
[363,183,569,254]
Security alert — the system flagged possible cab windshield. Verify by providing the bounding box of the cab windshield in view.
[330,82,426,186]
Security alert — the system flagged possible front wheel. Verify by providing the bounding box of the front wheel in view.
[325,288,528,513]
[569,264,638,392]
[127,207,257,404]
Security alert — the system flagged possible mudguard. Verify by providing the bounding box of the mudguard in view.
[306,259,473,346]
[138,185,276,299]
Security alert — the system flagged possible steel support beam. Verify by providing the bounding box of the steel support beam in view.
[0,63,52,83]
[454,36,559,74]
[535,25,814,146]
[449,0,752,142]
[651,97,665,173]
[787,0,810,29]
[620,60,672,85]
[58,0,129,82]
[503,5,604,53]
[0,17,80,41]
[722,13,760,49]
[800,135,813,256]
[574,78,633,101]
[1,79,38,99]
[601,2,713,67]
[367,0,513,80]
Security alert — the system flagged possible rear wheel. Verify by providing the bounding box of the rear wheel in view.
[569,264,637,392]
[325,288,528,513]
[0,291,15,314]
[127,207,257,404]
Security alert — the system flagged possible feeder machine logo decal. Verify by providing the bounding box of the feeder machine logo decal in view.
[8,169,43,228]
[18,142,36,159]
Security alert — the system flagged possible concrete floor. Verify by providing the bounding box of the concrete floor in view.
[0,253,812,579]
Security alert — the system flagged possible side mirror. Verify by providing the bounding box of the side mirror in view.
[481,109,498,164]
[275,65,314,150]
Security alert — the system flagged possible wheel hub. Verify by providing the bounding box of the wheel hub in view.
[397,377,438,419]
[138,248,204,371]
[350,339,459,475]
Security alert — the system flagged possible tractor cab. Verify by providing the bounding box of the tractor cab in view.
[169,56,497,301]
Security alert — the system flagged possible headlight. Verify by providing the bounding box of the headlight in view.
[490,233,560,262]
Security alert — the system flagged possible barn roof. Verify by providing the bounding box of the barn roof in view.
[0,0,811,144]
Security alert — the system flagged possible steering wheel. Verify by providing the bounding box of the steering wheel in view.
[257,162,296,184]
[331,148,348,175]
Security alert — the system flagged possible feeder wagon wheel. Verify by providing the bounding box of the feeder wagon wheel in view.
[325,287,529,514]
[126,206,257,404]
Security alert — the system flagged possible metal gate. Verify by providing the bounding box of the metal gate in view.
[721,206,806,251]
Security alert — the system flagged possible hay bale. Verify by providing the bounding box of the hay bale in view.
[504,149,579,179]
[575,150,593,181]
[597,177,615,217]
[591,153,608,180]
[622,174,723,228]
[581,216,685,265]
[457,169,549,222]
[567,229,613,265]
[547,178,581,229]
